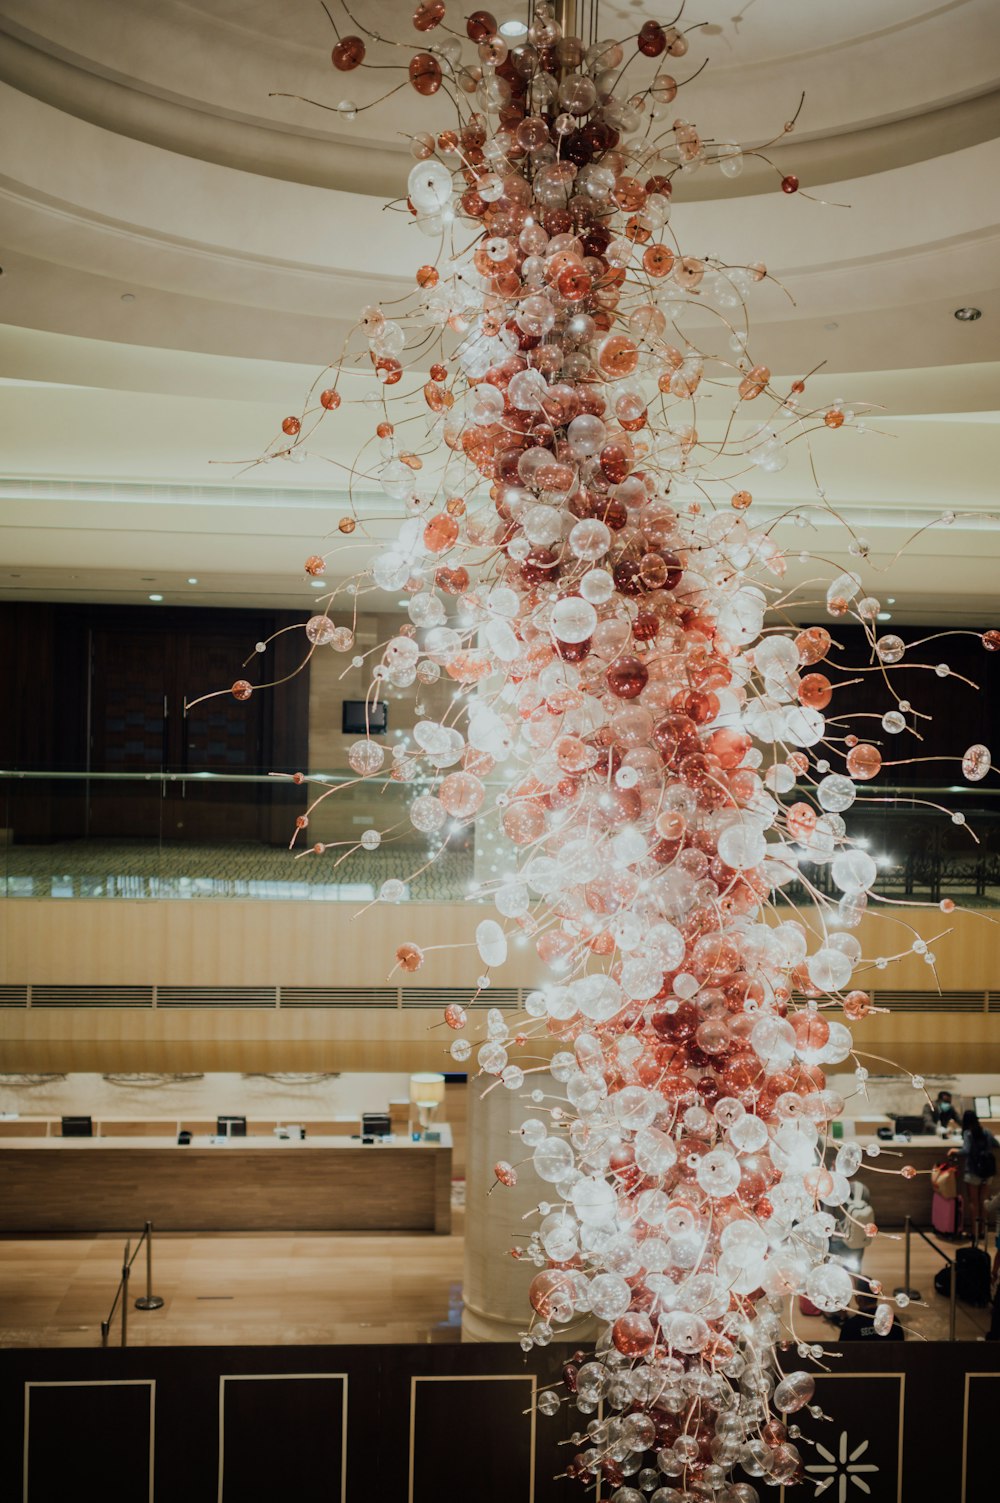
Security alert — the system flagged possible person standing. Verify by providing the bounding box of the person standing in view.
[955,1109,999,1242]
[923,1090,960,1132]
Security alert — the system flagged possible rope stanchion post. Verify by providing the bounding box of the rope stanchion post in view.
[894,1215,922,1302]
[949,1253,958,1340]
[134,1221,164,1311]
[120,1241,130,1348]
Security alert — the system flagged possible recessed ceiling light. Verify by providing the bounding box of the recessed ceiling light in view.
[121,293,136,303]
[499,19,527,36]
[309,579,326,588]
[887,597,896,605]
[954,306,981,321]
[148,593,163,602]
[187,577,199,585]
[877,611,892,621]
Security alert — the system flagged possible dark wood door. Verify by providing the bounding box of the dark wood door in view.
[86,614,304,843]
[170,630,267,842]
[88,627,170,838]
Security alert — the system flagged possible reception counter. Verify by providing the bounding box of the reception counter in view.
[0,1130,452,1235]
[853,1134,962,1228]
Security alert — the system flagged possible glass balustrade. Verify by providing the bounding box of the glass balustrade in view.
[1,771,998,906]
[0,771,474,902]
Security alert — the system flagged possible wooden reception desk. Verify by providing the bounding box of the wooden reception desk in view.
[0,1130,452,1235]
[853,1134,962,1227]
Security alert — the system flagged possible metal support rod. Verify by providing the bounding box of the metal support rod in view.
[100,1319,109,1348]
[949,1250,958,1341]
[135,1221,164,1311]
[120,1241,130,1348]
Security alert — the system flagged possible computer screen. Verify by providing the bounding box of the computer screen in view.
[217,1115,247,1137]
[61,1116,93,1138]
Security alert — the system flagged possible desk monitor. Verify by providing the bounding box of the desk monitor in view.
[217,1115,247,1138]
[361,1112,391,1138]
[61,1116,93,1138]
[895,1115,926,1136]
[990,1095,1000,1118]
[975,1096,991,1118]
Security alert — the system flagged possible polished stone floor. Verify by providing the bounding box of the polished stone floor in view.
[0,1213,993,1350]
[0,1218,466,1348]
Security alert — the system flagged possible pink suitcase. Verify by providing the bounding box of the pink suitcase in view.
[932,1190,962,1236]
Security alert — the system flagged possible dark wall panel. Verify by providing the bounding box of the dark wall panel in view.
[0,1342,997,1503]
[221,1375,346,1503]
[0,603,310,844]
[25,1379,152,1503]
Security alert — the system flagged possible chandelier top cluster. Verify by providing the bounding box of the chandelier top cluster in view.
[194,4,998,1498]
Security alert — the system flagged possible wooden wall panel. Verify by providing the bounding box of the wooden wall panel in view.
[2,900,998,1076]
[1,901,492,988]
[2,899,994,991]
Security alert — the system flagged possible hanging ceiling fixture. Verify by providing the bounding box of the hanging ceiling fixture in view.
[188,2,1000,1492]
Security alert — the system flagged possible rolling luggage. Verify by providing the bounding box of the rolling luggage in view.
[932,1190,963,1236]
[955,1245,991,1306]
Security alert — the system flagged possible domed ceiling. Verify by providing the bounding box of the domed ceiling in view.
[0,0,998,620]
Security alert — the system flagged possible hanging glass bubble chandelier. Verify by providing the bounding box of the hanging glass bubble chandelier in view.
[193,2,1000,1494]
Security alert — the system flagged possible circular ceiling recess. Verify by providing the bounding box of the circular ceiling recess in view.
[1,0,998,194]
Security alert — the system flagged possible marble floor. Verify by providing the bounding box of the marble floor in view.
[0,1212,992,1350]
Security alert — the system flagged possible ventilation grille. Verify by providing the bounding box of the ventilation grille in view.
[400,986,523,1011]
[156,986,276,1008]
[869,990,987,1013]
[30,985,154,1009]
[281,986,399,1009]
[5,985,993,1013]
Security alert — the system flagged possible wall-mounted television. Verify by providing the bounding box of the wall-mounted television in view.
[342,700,388,735]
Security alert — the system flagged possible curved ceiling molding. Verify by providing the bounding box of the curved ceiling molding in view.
[2,3,1000,197]
[0,23,406,197]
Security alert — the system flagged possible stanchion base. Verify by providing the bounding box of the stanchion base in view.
[135,1296,165,1310]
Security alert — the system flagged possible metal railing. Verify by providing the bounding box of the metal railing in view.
[99,1220,164,1347]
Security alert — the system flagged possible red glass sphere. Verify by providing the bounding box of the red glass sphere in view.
[606,655,649,699]
[409,52,443,94]
[331,36,365,71]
